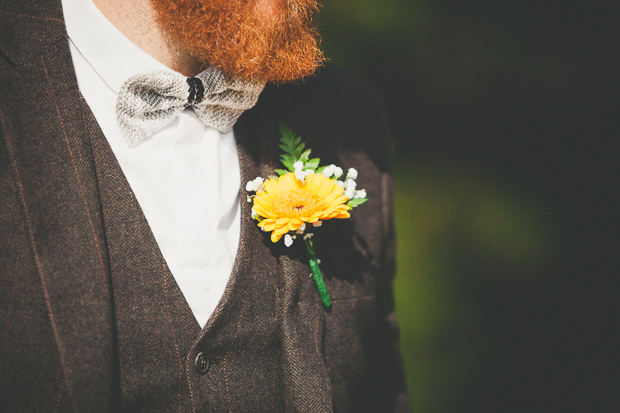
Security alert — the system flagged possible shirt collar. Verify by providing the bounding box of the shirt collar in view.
[61,0,175,95]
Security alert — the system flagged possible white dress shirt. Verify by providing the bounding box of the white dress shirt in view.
[62,0,243,327]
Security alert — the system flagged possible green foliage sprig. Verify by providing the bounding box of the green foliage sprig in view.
[275,122,321,175]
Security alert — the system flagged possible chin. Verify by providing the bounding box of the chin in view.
[152,0,324,83]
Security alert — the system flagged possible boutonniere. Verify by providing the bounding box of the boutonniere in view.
[245,122,368,309]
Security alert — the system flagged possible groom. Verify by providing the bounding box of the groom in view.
[0,0,409,412]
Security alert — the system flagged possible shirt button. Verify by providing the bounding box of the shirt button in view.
[194,352,210,374]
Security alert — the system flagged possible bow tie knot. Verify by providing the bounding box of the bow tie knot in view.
[116,68,265,146]
[186,77,205,106]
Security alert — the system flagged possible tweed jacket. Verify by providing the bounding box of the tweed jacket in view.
[0,1,409,412]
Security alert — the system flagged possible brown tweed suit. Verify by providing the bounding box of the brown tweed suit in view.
[0,1,409,412]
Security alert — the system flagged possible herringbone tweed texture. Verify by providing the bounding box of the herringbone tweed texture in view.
[0,0,410,411]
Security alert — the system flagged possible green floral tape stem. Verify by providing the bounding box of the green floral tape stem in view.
[304,238,331,309]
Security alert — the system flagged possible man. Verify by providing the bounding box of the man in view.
[0,0,409,411]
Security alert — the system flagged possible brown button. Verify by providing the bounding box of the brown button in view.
[194,352,210,374]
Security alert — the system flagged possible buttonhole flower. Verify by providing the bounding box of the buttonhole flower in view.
[253,172,350,243]
[245,122,369,309]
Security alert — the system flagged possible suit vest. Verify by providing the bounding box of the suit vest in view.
[0,6,407,406]
[86,106,289,412]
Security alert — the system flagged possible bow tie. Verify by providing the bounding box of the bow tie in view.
[116,68,265,146]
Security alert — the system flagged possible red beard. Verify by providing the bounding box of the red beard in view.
[150,0,324,83]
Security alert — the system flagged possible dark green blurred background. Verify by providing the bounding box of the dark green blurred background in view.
[317,1,619,411]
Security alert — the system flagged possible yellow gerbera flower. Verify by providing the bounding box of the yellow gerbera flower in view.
[254,172,351,243]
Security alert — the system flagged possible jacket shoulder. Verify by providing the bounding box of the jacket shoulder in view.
[258,64,392,172]
[269,64,386,122]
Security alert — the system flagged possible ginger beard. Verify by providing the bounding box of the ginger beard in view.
[150,0,324,83]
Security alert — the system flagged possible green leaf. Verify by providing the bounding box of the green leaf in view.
[278,122,300,156]
[281,158,295,171]
[347,198,368,208]
[316,166,327,174]
[278,143,291,154]
[279,121,297,142]
[294,142,305,159]
[281,153,296,165]
[298,149,312,164]
[292,135,302,148]
[275,169,289,176]
[305,158,320,170]
[279,121,312,169]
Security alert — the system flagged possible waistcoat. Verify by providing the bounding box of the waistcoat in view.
[0,4,409,409]
[86,105,290,412]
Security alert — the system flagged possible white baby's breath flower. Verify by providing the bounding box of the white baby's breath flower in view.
[345,178,357,191]
[246,177,264,192]
[335,180,345,188]
[296,223,306,234]
[347,168,358,180]
[322,164,335,178]
[295,169,313,182]
[312,221,323,227]
[294,162,311,182]
[344,178,357,199]
[255,177,265,192]
[293,161,305,180]
[251,207,258,219]
[303,233,313,240]
[284,234,294,247]
[353,189,367,199]
[333,167,344,179]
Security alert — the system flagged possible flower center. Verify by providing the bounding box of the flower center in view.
[272,189,326,218]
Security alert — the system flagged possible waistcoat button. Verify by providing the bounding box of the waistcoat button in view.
[194,352,210,374]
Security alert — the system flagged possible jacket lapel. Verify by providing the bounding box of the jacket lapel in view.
[0,3,118,412]
[1,1,335,411]
[232,105,335,413]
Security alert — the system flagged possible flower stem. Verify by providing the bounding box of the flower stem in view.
[304,238,331,309]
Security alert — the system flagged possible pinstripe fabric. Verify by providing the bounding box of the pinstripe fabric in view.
[0,2,117,411]
[83,95,288,412]
[0,1,410,412]
[83,99,199,412]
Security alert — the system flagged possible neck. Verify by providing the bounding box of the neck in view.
[92,0,203,77]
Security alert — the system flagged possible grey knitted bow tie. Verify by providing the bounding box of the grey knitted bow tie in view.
[116,68,265,146]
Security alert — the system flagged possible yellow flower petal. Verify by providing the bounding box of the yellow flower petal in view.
[260,219,277,231]
[324,186,346,204]
[253,203,271,218]
[263,179,281,196]
[275,227,289,236]
[251,172,351,243]
[306,173,323,194]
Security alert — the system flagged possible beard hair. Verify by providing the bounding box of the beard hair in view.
[149,0,324,83]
